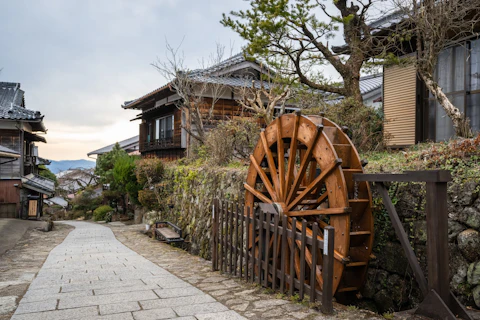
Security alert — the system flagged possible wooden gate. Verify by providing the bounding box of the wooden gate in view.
[211,199,335,313]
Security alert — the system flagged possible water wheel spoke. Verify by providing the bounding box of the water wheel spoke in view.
[261,131,281,199]
[305,192,329,210]
[249,155,277,202]
[276,116,286,200]
[244,184,272,204]
[285,112,300,198]
[286,207,351,217]
[287,159,342,211]
[286,126,323,204]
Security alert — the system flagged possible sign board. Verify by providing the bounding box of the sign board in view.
[28,200,38,217]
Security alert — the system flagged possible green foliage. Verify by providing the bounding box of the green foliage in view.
[136,158,165,186]
[71,187,101,214]
[38,165,58,186]
[95,143,128,184]
[112,154,142,204]
[93,205,114,221]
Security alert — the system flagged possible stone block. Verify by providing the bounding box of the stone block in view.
[173,302,229,317]
[99,301,141,315]
[14,300,57,315]
[11,306,98,320]
[140,294,215,310]
[132,308,177,320]
[154,287,203,298]
[195,310,246,319]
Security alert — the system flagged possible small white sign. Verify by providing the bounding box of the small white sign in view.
[324,229,329,255]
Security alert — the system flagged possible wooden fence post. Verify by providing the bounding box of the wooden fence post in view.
[212,199,219,271]
[322,225,334,314]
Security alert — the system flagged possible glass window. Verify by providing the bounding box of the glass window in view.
[470,39,480,92]
[468,93,480,132]
[160,118,165,139]
[155,119,160,140]
[437,48,453,93]
[453,46,465,92]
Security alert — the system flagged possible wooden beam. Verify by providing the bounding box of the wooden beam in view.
[286,207,351,217]
[249,155,277,202]
[244,183,273,204]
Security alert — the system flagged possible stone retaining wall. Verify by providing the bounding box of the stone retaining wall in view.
[144,164,480,312]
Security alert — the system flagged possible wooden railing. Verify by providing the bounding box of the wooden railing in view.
[211,199,334,313]
[141,137,179,152]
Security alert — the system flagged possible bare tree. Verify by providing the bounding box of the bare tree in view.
[57,168,98,196]
[393,0,480,137]
[235,79,291,124]
[152,42,233,144]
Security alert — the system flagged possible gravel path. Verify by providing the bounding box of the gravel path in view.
[11,221,245,320]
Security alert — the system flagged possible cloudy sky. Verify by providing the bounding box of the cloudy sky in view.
[0,0,251,160]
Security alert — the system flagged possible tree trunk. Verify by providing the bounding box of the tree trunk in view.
[344,75,363,104]
[421,73,472,138]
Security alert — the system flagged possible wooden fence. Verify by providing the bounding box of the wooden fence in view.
[211,199,334,313]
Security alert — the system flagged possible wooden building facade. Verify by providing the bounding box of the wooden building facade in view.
[0,82,54,219]
[123,54,268,160]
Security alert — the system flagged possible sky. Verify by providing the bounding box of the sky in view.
[0,0,251,160]
[0,1,392,161]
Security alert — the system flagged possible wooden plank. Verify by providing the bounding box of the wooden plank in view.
[286,111,300,198]
[219,201,224,273]
[156,228,180,239]
[264,211,271,288]
[286,207,351,217]
[245,207,250,282]
[240,206,245,279]
[322,226,334,314]
[289,217,296,297]
[353,170,452,183]
[249,155,276,202]
[299,220,307,300]
[310,223,319,303]
[277,116,286,199]
[272,213,279,291]
[234,203,239,277]
[244,184,273,204]
[212,200,219,271]
[280,215,287,293]
[28,200,37,217]
[258,210,263,286]
[287,158,342,211]
[261,131,281,198]
[250,210,256,283]
[229,202,234,274]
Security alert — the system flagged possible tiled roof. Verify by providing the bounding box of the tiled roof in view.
[358,73,383,95]
[0,82,44,121]
[0,144,20,158]
[22,173,55,195]
[87,135,139,156]
[123,53,270,110]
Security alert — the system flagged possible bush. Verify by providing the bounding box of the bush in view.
[196,119,260,165]
[303,98,387,152]
[93,205,114,221]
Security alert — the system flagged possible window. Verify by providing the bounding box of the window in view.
[154,115,174,140]
[426,39,480,141]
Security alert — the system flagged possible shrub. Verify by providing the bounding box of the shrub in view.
[197,119,260,165]
[93,205,114,221]
[302,98,387,152]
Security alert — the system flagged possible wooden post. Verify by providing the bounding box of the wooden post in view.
[310,222,318,303]
[322,226,334,314]
[212,200,219,271]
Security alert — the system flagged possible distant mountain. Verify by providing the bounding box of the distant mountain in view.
[47,160,96,174]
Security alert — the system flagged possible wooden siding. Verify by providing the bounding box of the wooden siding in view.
[0,180,21,203]
[384,64,417,146]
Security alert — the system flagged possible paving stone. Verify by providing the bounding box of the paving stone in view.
[14,300,57,315]
[173,302,229,316]
[99,301,141,315]
[59,288,158,309]
[22,289,93,303]
[95,283,160,295]
[78,312,134,320]
[140,294,216,310]
[61,279,144,293]
[10,306,98,320]
[0,296,17,314]
[196,310,247,319]
[154,286,203,298]
[132,307,177,320]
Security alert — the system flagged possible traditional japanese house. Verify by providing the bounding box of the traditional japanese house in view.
[0,82,54,219]
[122,54,274,160]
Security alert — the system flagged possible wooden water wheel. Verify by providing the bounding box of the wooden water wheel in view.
[244,112,373,298]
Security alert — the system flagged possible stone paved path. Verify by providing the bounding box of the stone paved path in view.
[12,221,245,320]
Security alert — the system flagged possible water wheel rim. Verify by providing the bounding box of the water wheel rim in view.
[244,113,373,297]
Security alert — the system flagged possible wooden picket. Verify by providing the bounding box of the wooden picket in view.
[211,199,334,313]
